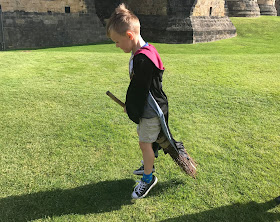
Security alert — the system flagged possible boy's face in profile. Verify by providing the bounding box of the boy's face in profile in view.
[110,30,133,53]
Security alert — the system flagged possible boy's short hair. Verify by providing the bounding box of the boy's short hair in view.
[106,3,140,37]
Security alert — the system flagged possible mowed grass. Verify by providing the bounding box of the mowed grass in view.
[0,16,279,221]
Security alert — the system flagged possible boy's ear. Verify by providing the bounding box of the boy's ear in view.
[126,31,134,40]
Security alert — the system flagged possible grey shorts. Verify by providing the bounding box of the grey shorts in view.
[137,117,161,143]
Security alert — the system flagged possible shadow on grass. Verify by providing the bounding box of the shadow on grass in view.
[0,179,135,222]
[162,199,280,222]
[0,178,184,221]
[7,41,114,52]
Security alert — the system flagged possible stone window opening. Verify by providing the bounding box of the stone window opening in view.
[65,6,70,13]
[209,7,213,16]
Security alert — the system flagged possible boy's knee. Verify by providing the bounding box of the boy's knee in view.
[139,141,152,150]
[139,141,145,148]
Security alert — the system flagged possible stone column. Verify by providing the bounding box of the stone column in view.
[258,0,277,15]
[276,0,280,15]
[0,6,5,50]
[226,0,260,17]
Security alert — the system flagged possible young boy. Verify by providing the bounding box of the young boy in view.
[106,3,169,199]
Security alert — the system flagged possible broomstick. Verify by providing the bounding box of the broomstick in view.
[106,91,197,178]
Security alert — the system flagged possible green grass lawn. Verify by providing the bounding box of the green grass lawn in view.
[0,16,279,221]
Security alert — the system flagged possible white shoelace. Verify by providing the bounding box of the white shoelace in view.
[134,180,147,194]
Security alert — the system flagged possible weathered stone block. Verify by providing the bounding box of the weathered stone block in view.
[191,16,236,43]
[227,0,261,16]
[15,18,25,24]
[4,18,14,24]
[258,0,277,15]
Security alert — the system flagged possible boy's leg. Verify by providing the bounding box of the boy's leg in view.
[133,142,158,175]
[131,140,157,199]
[133,117,160,175]
[132,117,160,199]
[139,141,155,175]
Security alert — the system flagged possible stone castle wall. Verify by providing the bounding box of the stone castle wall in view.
[1,12,106,49]
[0,0,237,49]
[0,0,107,50]
[123,0,236,44]
[123,0,168,15]
[192,0,225,16]
[0,0,87,13]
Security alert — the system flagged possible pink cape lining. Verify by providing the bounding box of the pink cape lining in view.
[134,44,165,71]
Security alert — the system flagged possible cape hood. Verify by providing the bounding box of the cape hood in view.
[134,44,165,71]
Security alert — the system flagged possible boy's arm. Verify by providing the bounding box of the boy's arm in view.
[125,54,154,124]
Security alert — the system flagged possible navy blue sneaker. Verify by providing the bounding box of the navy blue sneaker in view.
[131,175,158,199]
[133,160,155,175]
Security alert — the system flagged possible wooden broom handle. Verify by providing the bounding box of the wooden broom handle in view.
[106,91,125,108]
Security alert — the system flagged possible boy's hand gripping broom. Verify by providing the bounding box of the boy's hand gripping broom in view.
[106,91,197,178]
